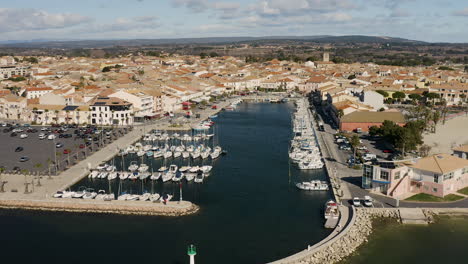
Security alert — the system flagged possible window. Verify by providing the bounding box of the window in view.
[443,172,454,181]
[381,171,389,181]
[434,174,440,183]
[433,187,438,193]
[394,171,401,180]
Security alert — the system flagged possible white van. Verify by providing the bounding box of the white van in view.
[47,134,56,140]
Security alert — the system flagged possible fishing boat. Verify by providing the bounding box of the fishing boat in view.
[324,200,340,219]
[191,151,201,159]
[201,150,211,159]
[296,180,329,191]
[96,163,108,170]
[106,165,116,172]
[210,150,220,159]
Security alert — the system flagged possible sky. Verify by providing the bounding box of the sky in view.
[0,0,467,43]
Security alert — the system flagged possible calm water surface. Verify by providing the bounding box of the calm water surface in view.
[342,215,468,264]
[0,103,332,264]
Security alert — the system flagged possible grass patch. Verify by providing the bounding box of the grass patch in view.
[405,193,464,202]
[457,187,468,196]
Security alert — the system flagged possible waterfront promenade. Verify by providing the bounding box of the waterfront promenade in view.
[0,98,238,215]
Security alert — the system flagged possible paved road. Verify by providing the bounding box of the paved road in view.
[310,98,468,209]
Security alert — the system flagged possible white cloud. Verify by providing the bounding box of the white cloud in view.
[453,8,468,16]
[0,8,92,33]
[251,0,355,17]
[172,0,209,13]
[390,8,410,17]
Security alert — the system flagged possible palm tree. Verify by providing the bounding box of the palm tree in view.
[432,111,441,133]
[350,135,361,166]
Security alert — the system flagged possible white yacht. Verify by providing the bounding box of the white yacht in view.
[150,193,160,202]
[128,161,139,172]
[150,172,161,181]
[140,193,151,201]
[158,166,168,172]
[164,151,173,159]
[194,173,204,183]
[138,164,149,173]
[189,166,200,173]
[173,151,182,158]
[182,151,190,159]
[200,165,212,174]
[184,172,196,182]
[296,180,329,191]
[179,166,191,172]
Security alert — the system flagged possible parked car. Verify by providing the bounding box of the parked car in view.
[20,134,28,139]
[352,197,361,207]
[63,149,71,154]
[10,132,17,137]
[47,134,56,140]
[364,196,373,207]
[79,144,85,149]
[19,156,29,162]
[38,133,46,140]
[383,149,394,153]
[55,143,64,148]
[15,147,24,152]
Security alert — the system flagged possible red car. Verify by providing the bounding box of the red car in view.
[383,149,394,153]
[79,144,85,149]
[211,105,217,109]
[63,149,71,154]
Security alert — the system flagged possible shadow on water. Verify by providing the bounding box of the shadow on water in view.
[1,102,333,264]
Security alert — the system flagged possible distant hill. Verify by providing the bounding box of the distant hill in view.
[0,35,426,49]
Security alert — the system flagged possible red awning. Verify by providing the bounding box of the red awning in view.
[182,101,192,106]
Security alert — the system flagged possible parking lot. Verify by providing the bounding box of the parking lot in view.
[0,124,129,174]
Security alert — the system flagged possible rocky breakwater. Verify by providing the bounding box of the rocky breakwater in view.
[298,208,399,264]
[0,199,200,217]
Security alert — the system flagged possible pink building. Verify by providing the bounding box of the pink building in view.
[362,154,468,198]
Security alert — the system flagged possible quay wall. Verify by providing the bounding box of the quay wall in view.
[270,208,400,264]
[0,199,199,217]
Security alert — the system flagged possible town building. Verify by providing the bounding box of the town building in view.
[363,154,468,198]
[89,97,133,126]
[339,111,406,132]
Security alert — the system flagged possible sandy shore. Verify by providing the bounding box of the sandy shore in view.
[423,114,468,155]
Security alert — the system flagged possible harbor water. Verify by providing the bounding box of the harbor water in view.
[342,215,468,264]
[0,102,332,264]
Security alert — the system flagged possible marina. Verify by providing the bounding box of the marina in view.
[0,101,333,264]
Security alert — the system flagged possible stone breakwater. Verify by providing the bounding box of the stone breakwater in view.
[289,208,400,264]
[0,199,199,217]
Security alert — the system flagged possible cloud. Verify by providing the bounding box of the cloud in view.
[250,0,356,17]
[0,8,92,33]
[453,8,468,16]
[390,8,410,17]
[133,16,158,22]
[172,0,209,13]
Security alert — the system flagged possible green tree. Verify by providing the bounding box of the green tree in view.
[200,53,208,59]
[209,52,219,57]
[408,94,422,104]
[102,66,112,72]
[432,111,441,133]
[347,74,356,80]
[368,125,380,136]
[350,135,361,163]
[392,91,406,102]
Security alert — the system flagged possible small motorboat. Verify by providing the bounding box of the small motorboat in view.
[83,189,97,199]
[140,192,151,201]
[53,191,63,198]
[150,172,161,180]
[179,166,191,172]
[61,191,75,198]
[150,193,160,202]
